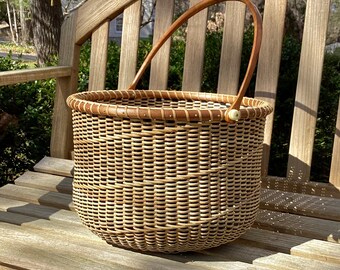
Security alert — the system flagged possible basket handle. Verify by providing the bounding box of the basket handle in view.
[128,0,262,123]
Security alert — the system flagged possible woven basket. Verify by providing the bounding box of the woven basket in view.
[67,0,273,253]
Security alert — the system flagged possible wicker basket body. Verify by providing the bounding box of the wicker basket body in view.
[68,90,272,252]
[67,0,272,253]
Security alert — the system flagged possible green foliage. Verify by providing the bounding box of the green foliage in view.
[168,38,185,90]
[0,1,7,22]
[0,54,55,185]
[77,42,91,91]
[202,31,222,92]
[0,0,30,9]
[267,35,301,177]
[135,39,153,90]
[78,40,151,91]
[335,47,340,56]
[311,53,340,181]
[106,41,122,89]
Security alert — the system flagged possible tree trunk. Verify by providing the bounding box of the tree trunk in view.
[6,0,17,44]
[19,0,29,45]
[286,0,306,41]
[12,5,19,44]
[30,0,63,66]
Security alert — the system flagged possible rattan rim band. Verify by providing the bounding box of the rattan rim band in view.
[81,184,261,235]
[67,90,273,122]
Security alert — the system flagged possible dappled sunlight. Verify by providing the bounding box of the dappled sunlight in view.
[255,210,340,243]
[260,188,340,220]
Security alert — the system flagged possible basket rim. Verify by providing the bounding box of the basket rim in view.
[66,89,273,122]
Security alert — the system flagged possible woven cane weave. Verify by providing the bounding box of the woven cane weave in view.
[66,0,271,253]
[67,90,273,253]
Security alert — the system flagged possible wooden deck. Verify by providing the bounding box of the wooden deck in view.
[0,157,339,270]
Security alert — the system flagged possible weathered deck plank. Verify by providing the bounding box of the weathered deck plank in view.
[0,209,273,270]
[0,210,270,270]
[0,224,134,270]
[15,171,72,194]
[1,156,340,270]
[0,184,73,210]
[260,188,340,221]
[33,156,74,177]
[0,263,21,270]
[240,228,311,254]
[262,176,340,199]
[0,222,207,270]
[0,210,97,241]
[255,210,340,243]
[0,197,79,224]
[254,253,340,270]
[291,239,340,265]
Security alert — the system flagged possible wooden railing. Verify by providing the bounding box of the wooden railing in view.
[0,0,339,191]
[0,66,72,86]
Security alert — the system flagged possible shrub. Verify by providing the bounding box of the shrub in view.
[0,54,55,185]
[267,35,301,177]
[311,53,340,181]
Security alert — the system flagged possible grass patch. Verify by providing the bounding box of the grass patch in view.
[0,42,36,55]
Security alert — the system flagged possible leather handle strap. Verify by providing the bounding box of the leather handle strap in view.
[128,0,262,123]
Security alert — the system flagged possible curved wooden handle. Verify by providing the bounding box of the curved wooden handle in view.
[128,0,262,123]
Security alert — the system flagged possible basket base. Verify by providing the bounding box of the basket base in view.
[77,210,258,253]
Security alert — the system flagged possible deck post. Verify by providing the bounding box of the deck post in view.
[50,12,80,159]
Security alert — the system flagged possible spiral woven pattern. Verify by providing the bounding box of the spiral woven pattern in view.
[68,89,272,253]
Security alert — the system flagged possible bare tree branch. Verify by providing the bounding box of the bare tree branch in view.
[140,0,156,29]
[67,0,87,14]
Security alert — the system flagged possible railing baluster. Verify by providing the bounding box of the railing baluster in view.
[330,97,340,189]
[254,0,287,176]
[149,0,175,90]
[182,0,208,91]
[217,1,245,95]
[89,20,110,91]
[118,1,141,89]
[287,0,331,181]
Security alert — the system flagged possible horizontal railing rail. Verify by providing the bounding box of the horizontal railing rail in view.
[0,66,72,86]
